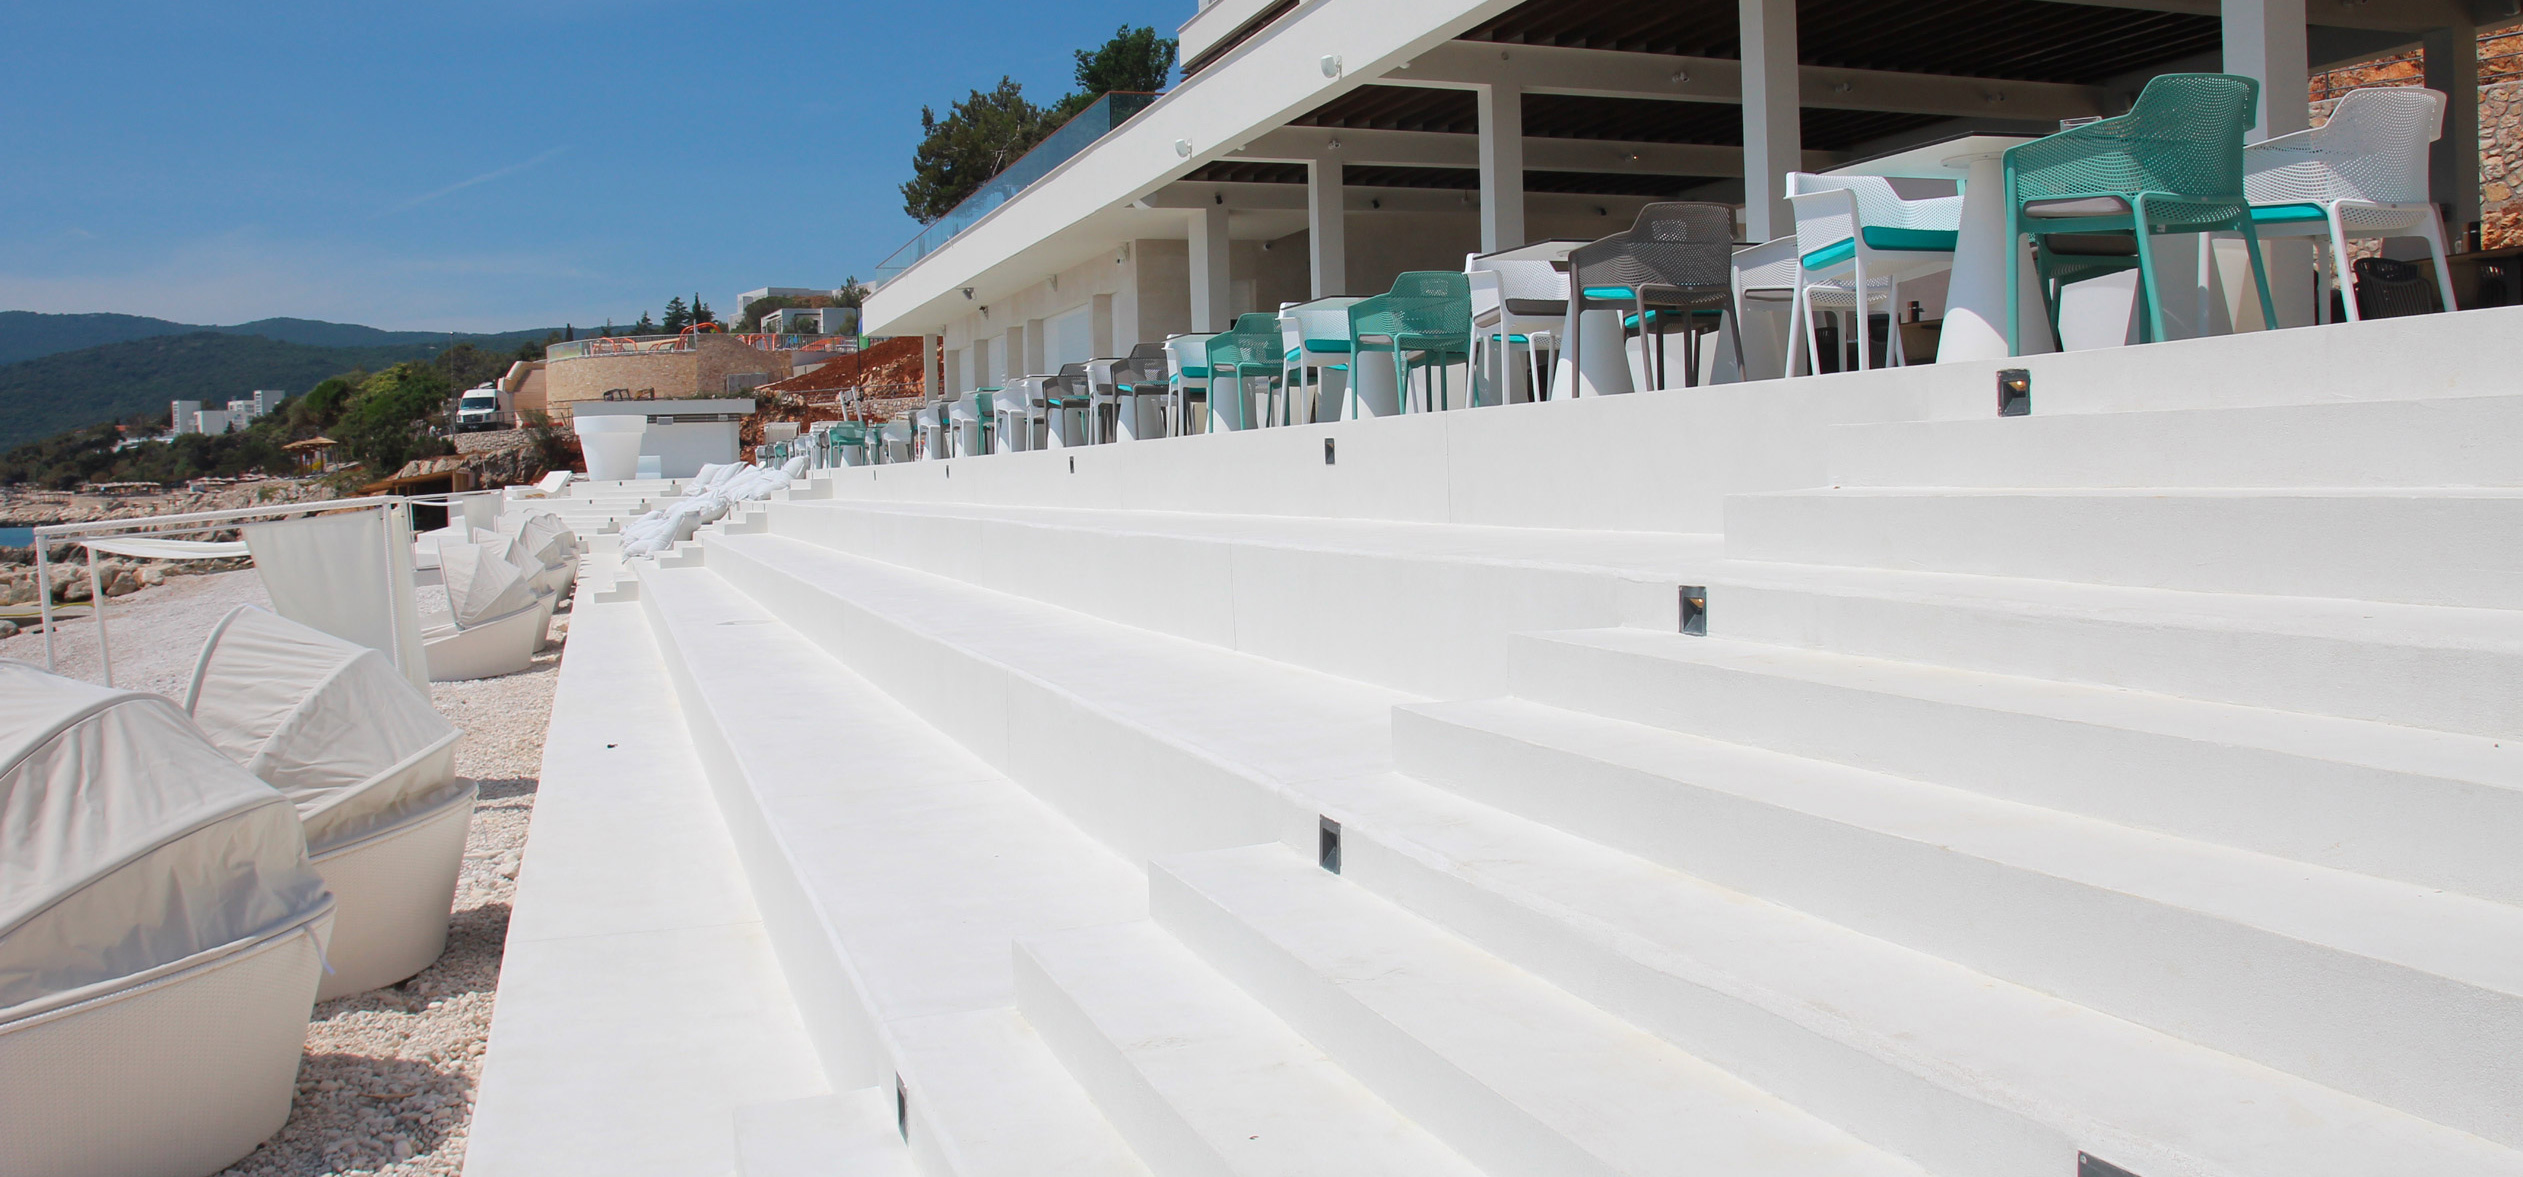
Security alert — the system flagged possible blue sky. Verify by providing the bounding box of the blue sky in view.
[0,0,1179,332]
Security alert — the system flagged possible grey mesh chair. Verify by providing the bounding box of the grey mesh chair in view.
[1087,344,1173,441]
[1566,203,1745,391]
[1045,363,1094,448]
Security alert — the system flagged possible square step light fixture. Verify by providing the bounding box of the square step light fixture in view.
[1679,586,1708,636]
[1998,368,2031,417]
[2078,1154,2139,1177]
[1319,816,1342,873]
[1324,438,1336,465]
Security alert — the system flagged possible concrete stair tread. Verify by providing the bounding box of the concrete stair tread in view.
[1741,486,2523,502]
[638,564,1147,1023]
[1016,919,1486,1177]
[1154,843,1932,1177]
[782,497,1722,575]
[1402,694,2523,1004]
[890,1007,1154,1177]
[733,1089,914,1177]
[1707,557,2523,652]
[1324,766,2523,1177]
[1823,393,2523,489]
[1531,628,2523,788]
[706,530,1414,788]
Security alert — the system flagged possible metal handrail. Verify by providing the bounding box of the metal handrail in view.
[31,497,415,688]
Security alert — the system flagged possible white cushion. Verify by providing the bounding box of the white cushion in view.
[2024,196,2131,218]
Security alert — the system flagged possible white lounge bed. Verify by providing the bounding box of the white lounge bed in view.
[188,606,472,1000]
[421,541,550,681]
[0,662,336,1177]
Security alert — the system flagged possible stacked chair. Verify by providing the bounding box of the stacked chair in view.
[1165,333,1215,434]
[1087,343,1174,441]
[1278,297,1367,423]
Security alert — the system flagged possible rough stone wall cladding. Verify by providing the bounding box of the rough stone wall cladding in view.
[2310,31,2523,249]
[540,336,790,418]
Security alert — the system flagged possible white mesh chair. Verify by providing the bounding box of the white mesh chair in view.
[1731,236,1800,380]
[947,390,994,456]
[1165,334,1216,435]
[1788,173,1962,370]
[995,376,1048,452]
[1467,246,1577,403]
[188,607,472,1000]
[2245,85,2458,321]
[0,663,336,1177]
[1276,298,1365,423]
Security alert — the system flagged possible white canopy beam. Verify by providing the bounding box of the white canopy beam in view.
[1231,126,1840,177]
[1388,41,2111,122]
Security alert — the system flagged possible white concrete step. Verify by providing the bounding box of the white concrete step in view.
[1724,486,2523,608]
[1151,843,1932,1177]
[1825,393,2523,489]
[1315,766,2523,1177]
[692,529,1418,864]
[1504,627,2523,905]
[1703,561,2523,737]
[1015,919,1485,1177]
[1391,695,2523,1146]
[464,598,828,1177]
[734,1089,913,1177]
[761,498,1708,696]
[629,563,1151,1177]
[890,1008,1154,1177]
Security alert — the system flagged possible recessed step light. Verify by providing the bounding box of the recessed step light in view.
[1679,586,1707,636]
[2078,1153,2138,1177]
[1319,816,1342,873]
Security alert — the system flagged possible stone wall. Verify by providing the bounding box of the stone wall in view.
[542,335,792,419]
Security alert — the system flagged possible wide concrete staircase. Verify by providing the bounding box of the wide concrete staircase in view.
[608,312,2523,1177]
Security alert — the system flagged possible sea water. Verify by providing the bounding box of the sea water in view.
[0,527,35,548]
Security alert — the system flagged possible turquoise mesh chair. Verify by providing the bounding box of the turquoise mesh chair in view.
[1204,314,1284,431]
[2004,73,2278,352]
[1350,272,1474,413]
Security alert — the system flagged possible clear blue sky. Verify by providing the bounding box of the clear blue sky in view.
[0,0,1181,332]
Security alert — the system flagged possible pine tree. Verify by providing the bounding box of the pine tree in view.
[662,296,692,333]
[691,292,715,326]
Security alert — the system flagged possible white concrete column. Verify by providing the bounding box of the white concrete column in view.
[2426,23,2482,234]
[1189,206,1233,332]
[1015,324,1037,381]
[920,334,940,399]
[1309,158,1348,297]
[2223,0,2309,141]
[1739,0,1800,242]
[2224,0,2313,327]
[1477,84,1527,253]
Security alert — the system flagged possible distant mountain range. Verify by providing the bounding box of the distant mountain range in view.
[0,311,553,366]
[0,312,557,452]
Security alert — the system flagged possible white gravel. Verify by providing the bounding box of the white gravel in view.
[0,568,273,699]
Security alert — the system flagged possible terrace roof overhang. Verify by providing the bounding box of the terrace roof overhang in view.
[862,0,2500,337]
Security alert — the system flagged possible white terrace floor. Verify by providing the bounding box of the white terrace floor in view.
[467,307,2523,1177]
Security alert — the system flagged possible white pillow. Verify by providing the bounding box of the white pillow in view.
[781,454,810,479]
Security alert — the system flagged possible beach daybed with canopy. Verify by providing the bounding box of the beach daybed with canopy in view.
[418,539,550,681]
[188,606,471,999]
[0,661,335,1177]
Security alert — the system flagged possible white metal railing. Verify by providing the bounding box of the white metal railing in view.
[31,497,415,688]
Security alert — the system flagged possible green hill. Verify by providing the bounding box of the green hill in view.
[0,310,555,366]
[0,332,452,451]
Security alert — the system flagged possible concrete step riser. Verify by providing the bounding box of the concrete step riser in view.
[766,501,1657,698]
[1711,580,2523,738]
[698,535,1306,864]
[633,572,895,1093]
[1724,493,2523,609]
[1391,703,2523,1145]
[1324,820,2069,1177]
[1147,863,1634,1177]
[1825,395,2523,490]
[1508,632,2523,905]
[1012,947,1225,1177]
